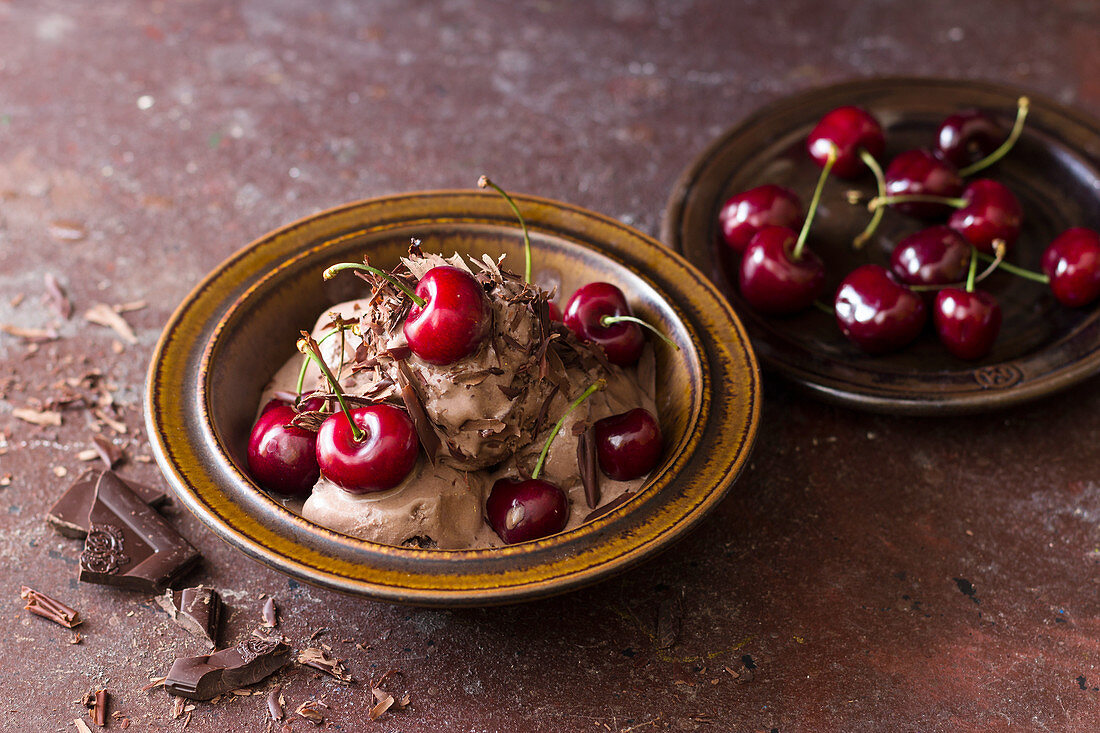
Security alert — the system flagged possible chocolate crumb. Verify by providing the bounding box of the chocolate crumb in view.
[21,586,82,628]
[44,273,73,320]
[295,700,326,724]
[297,647,352,682]
[656,593,683,650]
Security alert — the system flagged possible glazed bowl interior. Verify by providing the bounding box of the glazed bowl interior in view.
[148,191,759,606]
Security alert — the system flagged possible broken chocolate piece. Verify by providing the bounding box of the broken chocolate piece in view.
[577,426,600,509]
[79,471,200,593]
[47,469,167,539]
[261,597,278,628]
[156,586,223,648]
[297,647,352,682]
[21,586,82,628]
[164,636,291,701]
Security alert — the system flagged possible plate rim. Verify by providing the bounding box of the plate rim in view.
[146,190,762,605]
[661,75,1100,415]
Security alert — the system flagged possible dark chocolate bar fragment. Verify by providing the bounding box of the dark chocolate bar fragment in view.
[164,636,291,700]
[156,586,223,648]
[47,469,168,539]
[79,471,200,592]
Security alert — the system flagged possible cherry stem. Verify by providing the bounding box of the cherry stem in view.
[852,149,887,250]
[297,331,364,442]
[531,380,605,480]
[965,246,979,293]
[867,193,967,212]
[479,175,531,284]
[599,315,680,351]
[958,96,1030,177]
[296,322,355,400]
[793,143,836,260]
[976,250,1049,283]
[323,262,426,308]
[811,299,834,315]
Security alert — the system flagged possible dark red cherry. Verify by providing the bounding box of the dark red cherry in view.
[948,179,1023,254]
[738,225,825,314]
[834,264,927,354]
[404,265,492,365]
[806,106,885,179]
[1041,228,1100,307]
[933,289,1002,360]
[486,477,569,544]
[936,110,1005,169]
[563,282,645,366]
[315,404,419,494]
[593,408,662,481]
[883,149,964,219]
[547,301,562,322]
[247,404,320,497]
[718,185,803,254]
[891,226,971,288]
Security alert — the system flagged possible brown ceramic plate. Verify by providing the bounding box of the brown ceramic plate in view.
[145,191,760,606]
[663,77,1100,414]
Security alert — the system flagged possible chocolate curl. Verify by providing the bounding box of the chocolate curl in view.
[21,586,82,628]
[577,426,600,509]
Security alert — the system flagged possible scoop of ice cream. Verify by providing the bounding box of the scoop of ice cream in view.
[302,459,487,549]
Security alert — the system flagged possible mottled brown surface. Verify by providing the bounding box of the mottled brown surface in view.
[1,1,1098,731]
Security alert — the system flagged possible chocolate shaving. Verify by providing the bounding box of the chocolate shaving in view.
[532,384,561,438]
[44,273,73,319]
[84,303,137,344]
[1,323,60,342]
[91,689,108,726]
[297,647,352,682]
[382,344,412,361]
[164,637,291,700]
[91,434,124,468]
[157,586,223,648]
[459,418,507,433]
[497,384,523,400]
[408,238,424,258]
[583,491,635,522]
[266,686,284,721]
[21,586,82,628]
[296,700,326,724]
[261,597,278,628]
[577,426,600,509]
[395,361,440,464]
[12,407,62,426]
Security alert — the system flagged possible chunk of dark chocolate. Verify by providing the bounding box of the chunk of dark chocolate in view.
[47,469,167,539]
[156,586,223,648]
[79,471,200,593]
[164,636,291,700]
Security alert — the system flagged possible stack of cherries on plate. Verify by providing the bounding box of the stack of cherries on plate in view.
[246,178,673,546]
[719,96,1100,360]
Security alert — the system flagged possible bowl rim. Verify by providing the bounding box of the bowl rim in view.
[146,190,761,605]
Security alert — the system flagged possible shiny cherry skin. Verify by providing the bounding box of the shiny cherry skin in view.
[1041,227,1100,307]
[834,264,927,354]
[883,149,964,219]
[404,265,492,365]
[806,106,885,179]
[936,110,1005,168]
[315,404,419,494]
[486,477,569,544]
[247,404,320,497]
[947,179,1023,254]
[891,226,971,288]
[738,225,825,314]
[718,184,803,254]
[593,408,662,481]
[933,289,1002,360]
[563,282,645,366]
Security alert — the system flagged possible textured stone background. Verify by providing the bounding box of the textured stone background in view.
[0,1,1098,730]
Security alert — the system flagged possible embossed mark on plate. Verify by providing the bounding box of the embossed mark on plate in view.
[81,523,130,574]
[973,364,1023,390]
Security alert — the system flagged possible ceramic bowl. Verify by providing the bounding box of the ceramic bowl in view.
[146,191,760,606]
